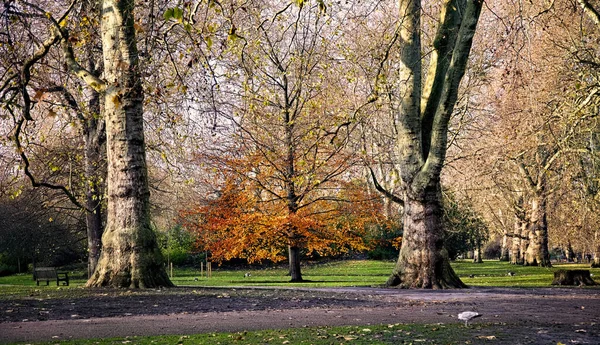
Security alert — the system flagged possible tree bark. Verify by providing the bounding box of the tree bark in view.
[524,192,551,267]
[500,226,510,261]
[83,58,105,278]
[386,184,466,288]
[592,232,600,268]
[473,241,482,263]
[551,269,597,286]
[510,216,524,264]
[86,0,172,288]
[565,241,575,262]
[288,245,302,282]
[385,0,482,289]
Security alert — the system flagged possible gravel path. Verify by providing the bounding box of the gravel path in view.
[1,286,599,344]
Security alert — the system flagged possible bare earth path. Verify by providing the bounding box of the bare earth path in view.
[1,286,599,344]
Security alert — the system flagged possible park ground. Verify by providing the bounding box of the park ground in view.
[0,260,599,344]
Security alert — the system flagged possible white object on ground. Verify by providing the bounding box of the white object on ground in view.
[458,311,481,326]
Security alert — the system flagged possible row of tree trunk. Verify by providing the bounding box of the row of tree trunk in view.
[499,192,551,267]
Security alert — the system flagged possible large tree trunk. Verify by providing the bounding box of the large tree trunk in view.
[387,185,466,288]
[86,0,172,288]
[383,0,481,289]
[524,193,551,267]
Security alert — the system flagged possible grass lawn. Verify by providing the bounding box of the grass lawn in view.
[1,260,599,293]
[16,323,503,345]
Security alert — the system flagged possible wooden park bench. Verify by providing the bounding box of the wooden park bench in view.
[33,267,69,286]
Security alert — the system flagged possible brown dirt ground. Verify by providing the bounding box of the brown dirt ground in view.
[0,286,599,344]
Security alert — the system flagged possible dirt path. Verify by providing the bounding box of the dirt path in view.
[1,286,599,344]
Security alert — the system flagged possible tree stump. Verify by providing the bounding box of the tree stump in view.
[551,270,597,286]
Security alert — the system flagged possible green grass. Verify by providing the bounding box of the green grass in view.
[168,260,394,288]
[17,323,500,345]
[1,260,599,295]
[453,260,600,287]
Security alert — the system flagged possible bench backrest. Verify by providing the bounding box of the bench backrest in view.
[35,267,58,279]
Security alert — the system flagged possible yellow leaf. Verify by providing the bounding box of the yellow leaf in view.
[134,22,144,33]
[33,90,45,101]
[59,16,68,28]
[112,94,122,107]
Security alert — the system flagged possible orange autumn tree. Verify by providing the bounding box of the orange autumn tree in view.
[180,172,395,269]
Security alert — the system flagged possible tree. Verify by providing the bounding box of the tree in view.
[442,191,488,261]
[439,0,600,269]
[84,0,172,287]
[374,0,482,288]
[0,0,107,276]
[0,0,171,287]
[199,1,373,281]
[180,172,390,266]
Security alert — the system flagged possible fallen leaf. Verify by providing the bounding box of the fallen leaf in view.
[477,335,497,340]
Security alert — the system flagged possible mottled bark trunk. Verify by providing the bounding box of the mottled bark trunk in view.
[524,193,551,267]
[83,66,105,278]
[86,0,172,288]
[386,185,465,288]
[385,0,480,289]
[510,215,523,264]
[592,232,600,268]
[500,226,510,261]
[518,218,529,264]
[84,169,103,278]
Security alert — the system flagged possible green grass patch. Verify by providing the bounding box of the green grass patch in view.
[16,323,499,345]
[453,260,600,287]
[1,260,599,297]
[168,260,395,288]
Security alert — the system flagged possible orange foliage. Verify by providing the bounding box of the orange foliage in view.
[179,177,394,264]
